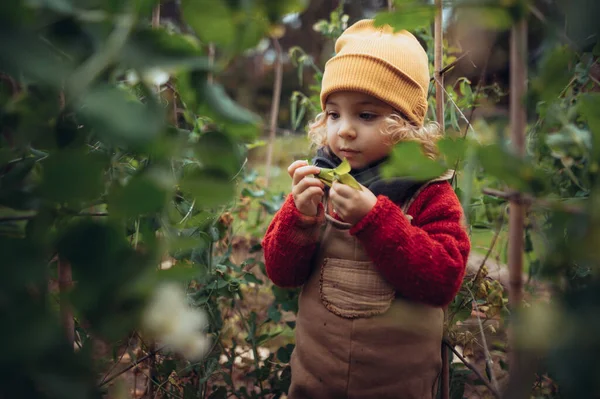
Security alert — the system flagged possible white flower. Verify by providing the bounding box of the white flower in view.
[143,283,211,361]
[126,70,140,85]
[124,68,170,87]
[143,68,170,86]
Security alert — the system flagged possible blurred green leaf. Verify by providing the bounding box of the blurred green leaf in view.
[438,137,468,168]
[39,150,106,204]
[77,85,165,146]
[374,2,436,31]
[382,141,446,180]
[477,145,548,193]
[532,45,578,103]
[108,170,171,218]
[261,0,309,23]
[26,0,74,14]
[0,29,73,86]
[122,28,210,72]
[545,124,591,159]
[579,93,600,159]
[180,167,235,208]
[181,0,236,48]
[201,81,261,126]
[195,131,243,178]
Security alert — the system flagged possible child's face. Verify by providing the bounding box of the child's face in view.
[324,91,394,169]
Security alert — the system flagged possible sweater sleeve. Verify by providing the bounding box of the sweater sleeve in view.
[262,193,325,288]
[349,182,470,307]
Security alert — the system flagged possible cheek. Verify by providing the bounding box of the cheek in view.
[326,127,337,145]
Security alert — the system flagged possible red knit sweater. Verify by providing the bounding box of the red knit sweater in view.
[262,181,470,307]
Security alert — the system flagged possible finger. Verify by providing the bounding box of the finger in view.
[292,165,321,186]
[295,177,324,192]
[331,181,354,198]
[295,186,324,206]
[287,160,309,178]
[329,189,348,209]
[292,177,325,196]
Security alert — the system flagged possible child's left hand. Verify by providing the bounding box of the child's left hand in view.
[329,181,378,225]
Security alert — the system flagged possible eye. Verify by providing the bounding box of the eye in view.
[359,112,377,121]
[327,111,339,120]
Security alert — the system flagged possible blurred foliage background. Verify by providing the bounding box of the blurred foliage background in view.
[0,0,599,398]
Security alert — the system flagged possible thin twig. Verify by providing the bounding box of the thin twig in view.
[99,334,137,385]
[433,76,477,137]
[429,52,472,82]
[528,5,576,48]
[482,188,584,214]
[98,346,165,388]
[471,211,506,286]
[467,287,501,394]
[443,339,502,399]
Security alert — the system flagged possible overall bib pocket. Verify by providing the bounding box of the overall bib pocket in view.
[319,257,395,318]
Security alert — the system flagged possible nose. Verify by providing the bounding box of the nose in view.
[337,117,356,140]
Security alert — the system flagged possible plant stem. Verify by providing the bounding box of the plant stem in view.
[98,346,165,388]
[443,340,502,399]
[467,287,501,394]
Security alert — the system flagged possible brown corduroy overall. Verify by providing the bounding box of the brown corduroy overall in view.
[288,188,446,399]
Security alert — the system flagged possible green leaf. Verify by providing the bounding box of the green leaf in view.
[438,137,468,168]
[382,141,446,180]
[0,29,73,86]
[201,81,261,126]
[180,167,235,208]
[593,41,600,57]
[244,273,262,285]
[195,131,243,179]
[374,3,436,31]
[25,0,74,14]
[121,28,210,72]
[241,188,265,198]
[39,150,106,204]
[108,170,171,218]
[532,45,577,103]
[77,85,165,146]
[181,0,236,48]
[262,0,309,23]
[477,145,548,193]
[454,5,513,30]
[267,304,281,323]
[276,345,292,363]
[579,93,600,160]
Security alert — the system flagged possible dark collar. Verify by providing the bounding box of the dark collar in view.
[311,146,424,205]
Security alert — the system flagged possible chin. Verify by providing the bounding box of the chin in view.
[347,160,366,169]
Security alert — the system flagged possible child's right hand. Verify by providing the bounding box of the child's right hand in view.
[288,160,324,216]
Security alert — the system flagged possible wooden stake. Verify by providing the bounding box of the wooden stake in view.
[505,17,528,398]
[152,3,160,28]
[264,38,283,187]
[434,2,449,398]
[508,18,527,317]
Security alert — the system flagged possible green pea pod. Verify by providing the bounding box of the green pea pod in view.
[316,158,362,191]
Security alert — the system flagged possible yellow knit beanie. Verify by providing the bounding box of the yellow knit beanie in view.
[320,19,430,126]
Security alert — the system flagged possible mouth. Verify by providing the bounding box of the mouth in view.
[339,148,360,157]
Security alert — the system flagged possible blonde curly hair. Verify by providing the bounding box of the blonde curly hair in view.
[307,112,442,160]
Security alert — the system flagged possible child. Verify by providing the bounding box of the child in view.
[262,19,470,399]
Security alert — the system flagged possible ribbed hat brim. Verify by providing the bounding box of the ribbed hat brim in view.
[320,53,427,126]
